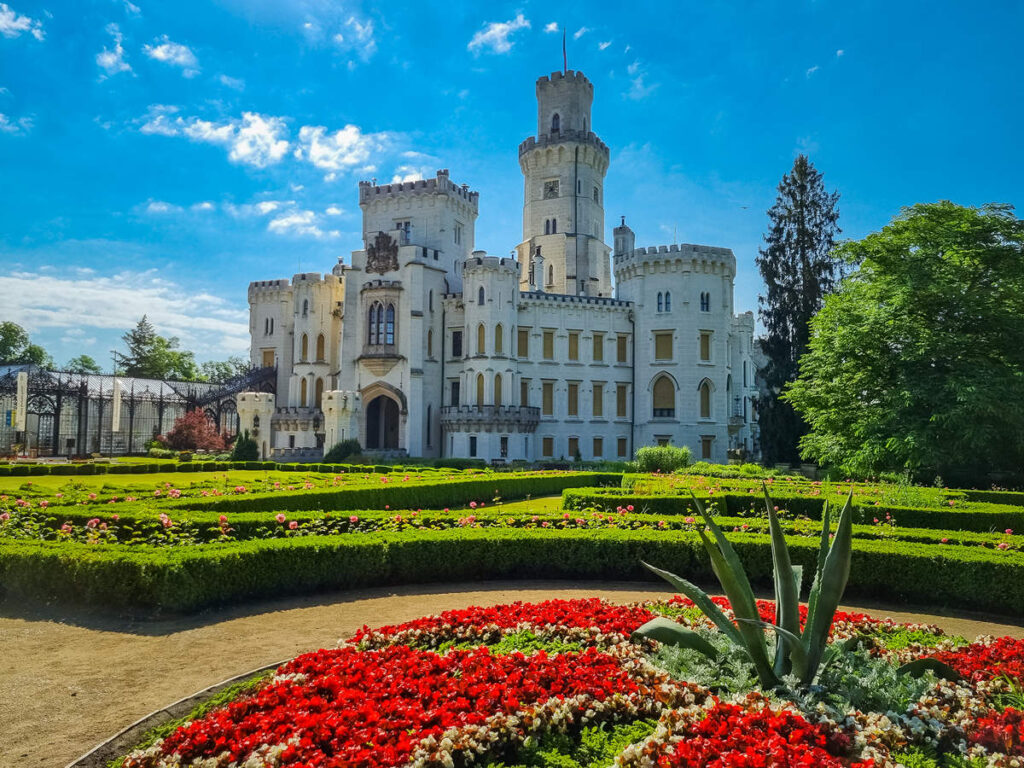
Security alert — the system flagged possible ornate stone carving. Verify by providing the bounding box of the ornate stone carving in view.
[365,231,399,274]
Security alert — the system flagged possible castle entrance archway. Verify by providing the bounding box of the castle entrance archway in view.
[365,395,400,450]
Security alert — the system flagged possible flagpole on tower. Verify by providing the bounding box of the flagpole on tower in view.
[562,26,567,74]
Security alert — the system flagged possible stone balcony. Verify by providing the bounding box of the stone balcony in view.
[440,405,541,433]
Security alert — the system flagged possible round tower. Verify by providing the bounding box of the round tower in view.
[461,251,519,408]
[517,71,612,298]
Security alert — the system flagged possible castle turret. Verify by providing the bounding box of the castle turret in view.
[613,216,635,258]
[516,71,612,298]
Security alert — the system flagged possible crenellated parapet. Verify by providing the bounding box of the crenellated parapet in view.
[462,253,520,278]
[614,242,737,280]
[358,169,479,211]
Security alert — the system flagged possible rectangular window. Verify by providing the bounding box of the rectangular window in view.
[450,380,460,407]
[520,378,530,406]
[451,330,463,358]
[701,436,713,460]
[261,349,275,367]
[593,437,603,458]
[592,332,604,362]
[518,327,530,358]
[617,437,627,458]
[567,382,579,416]
[700,331,711,361]
[592,382,603,417]
[500,436,508,458]
[542,436,554,457]
[454,221,463,245]
[617,334,628,363]
[655,332,673,361]
[542,381,554,415]
[543,330,554,360]
[616,384,628,418]
[568,331,579,361]
[568,436,580,459]
[469,435,477,457]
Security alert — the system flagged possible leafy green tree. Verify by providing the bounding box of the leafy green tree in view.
[231,430,260,460]
[113,316,199,380]
[755,155,841,464]
[65,354,102,374]
[0,320,54,367]
[784,201,1024,486]
[199,356,251,383]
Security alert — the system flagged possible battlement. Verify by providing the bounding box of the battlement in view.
[536,70,593,92]
[462,252,519,276]
[519,291,631,309]
[358,168,479,209]
[613,242,735,265]
[249,279,291,291]
[519,130,608,158]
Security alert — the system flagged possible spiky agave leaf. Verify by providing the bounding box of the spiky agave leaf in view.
[632,617,720,659]
[764,484,802,677]
[802,499,832,647]
[641,560,744,646]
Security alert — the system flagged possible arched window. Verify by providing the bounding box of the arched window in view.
[544,219,550,235]
[253,414,260,428]
[300,333,309,361]
[494,373,503,406]
[551,113,560,133]
[657,293,663,312]
[478,286,485,305]
[494,323,503,355]
[476,373,485,406]
[699,380,712,419]
[302,299,309,317]
[664,292,671,311]
[700,292,710,312]
[385,304,395,345]
[427,328,434,357]
[269,318,274,335]
[548,265,554,284]
[429,290,434,312]
[652,376,675,418]
[551,218,556,233]
[477,323,486,355]
[315,377,324,407]
[316,334,325,362]
[367,303,378,344]
[300,378,308,407]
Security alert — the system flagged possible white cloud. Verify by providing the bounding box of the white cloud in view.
[325,205,343,216]
[573,26,589,40]
[0,267,250,354]
[218,74,245,90]
[332,15,376,63]
[598,40,611,51]
[145,200,182,214]
[294,123,388,175]
[836,49,844,57]
[191,201,215,211]
[468,14,530,55]
[625,60,658,100]
[223,199,291,218]
[0,112,31,134]
[144,35,200,77]
[389,165,432,183]
[267,209,339,240]
[543,22,558,33]
[805,64,820,78]
[140,107,290,168]
[96,23,131,80]
[0,3,44,40]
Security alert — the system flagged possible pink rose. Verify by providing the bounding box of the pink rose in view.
[275,513,286,523]
[288,520,298,530]
[349,515,359,523]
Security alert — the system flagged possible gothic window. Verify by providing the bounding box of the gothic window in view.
[657,293,663,312]
[494,323,503,355]
[427,328,434,358]
[652,376,675,418]
[367,304,378,344]
[316,334,325,362]
[315,377,324,407]
[476,373,485,406]
[700,292,710,312]
[302,299,309,317]
[699,379,712,419]
[551,218,557,233]
[664,292,672,311]
[477,323,486,355]
[300,333,309,361]
[429,290,434,312]
[253,415,260,428]
[551,113,560,133]
[478,286,485,305]
[593,186,599,203]
[544,219,550,235]
[452,329,463,357]
[548,265,554,285]
[300,378,308,407]
[385,304,395,345]
[494,373,503,406]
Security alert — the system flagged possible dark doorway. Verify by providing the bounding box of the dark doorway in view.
[366,395,400,449]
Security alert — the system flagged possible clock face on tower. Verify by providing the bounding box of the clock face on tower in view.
[543,180,559,199]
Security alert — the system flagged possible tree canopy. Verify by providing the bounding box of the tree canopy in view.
[0,321,54,367]
[755,154,842,464]
[784,201,1024,486]
[65,354,102,374]
[113,316,200,381]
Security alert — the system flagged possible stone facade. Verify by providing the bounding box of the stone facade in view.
[243,70,759,463]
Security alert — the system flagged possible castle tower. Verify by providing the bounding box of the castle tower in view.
[516,71,612,297]
[613,216,635,258]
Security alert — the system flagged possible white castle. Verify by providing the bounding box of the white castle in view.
[240,70,759,464]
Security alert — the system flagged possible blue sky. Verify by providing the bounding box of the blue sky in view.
[1,0,1021,367]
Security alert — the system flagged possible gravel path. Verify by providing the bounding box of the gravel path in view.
[4,580,1023,768]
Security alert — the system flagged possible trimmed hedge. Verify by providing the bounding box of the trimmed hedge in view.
[0,460,468,477]
[562,488,1024,533]
[963,489,1024,508]
[1,528,1022,615]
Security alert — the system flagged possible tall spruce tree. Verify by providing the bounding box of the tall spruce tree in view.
[113,316,199,380]
[756,154,841,464]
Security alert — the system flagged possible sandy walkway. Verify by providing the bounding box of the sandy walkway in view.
[3,581,1023,768]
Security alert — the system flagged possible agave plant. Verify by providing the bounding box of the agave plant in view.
[634,485,857,689]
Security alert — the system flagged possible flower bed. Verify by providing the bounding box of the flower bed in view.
[118,597,1024,768]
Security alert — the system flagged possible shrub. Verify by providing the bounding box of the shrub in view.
[636,445,692,473]
[231,431,260,462]
[164,409,226,452]
[148,447,176,459]
[323,438,361,462]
